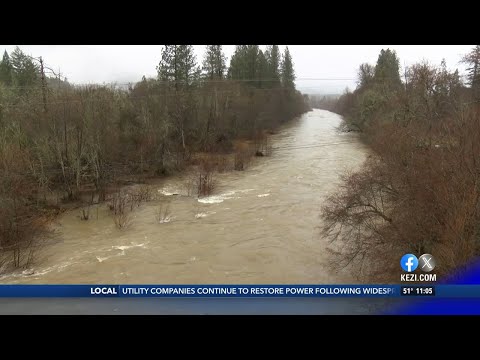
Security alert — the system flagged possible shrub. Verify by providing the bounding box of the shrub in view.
[155,201,172,223]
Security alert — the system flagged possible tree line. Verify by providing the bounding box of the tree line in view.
[323,46,480,281]
[308,94,340,112]
[0,45,309,272]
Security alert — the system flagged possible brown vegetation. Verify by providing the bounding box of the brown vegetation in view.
[155,200,172,224]
[323,49,480,282]
[107,185,155,229]
[233,140,254,171]
[196,157,217,197]
[0,45,309,274]
[113,208,132,230]
[0,132,55,273]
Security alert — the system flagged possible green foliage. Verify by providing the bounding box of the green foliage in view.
[333,48,467,133]
[357,63,374,89]
[228,45,261,84]
[265,45,281,85]
[157,45,200,87]
[10,46,40,89]
[353,88,387,129]
[228,45,284,88]
[202,45,226,80]
[461,45,480,99]
[0,50,13,86]
[255,50,269,88]
[227,45,245,80]
[281,46,295,89]
[373,48,402,92]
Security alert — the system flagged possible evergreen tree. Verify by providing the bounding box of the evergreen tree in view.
[256,50,268,88]
[177,45,200,84]
[0,50,13,86]
[265,45,281,85]
[228,45,260,85]
[156,45,199,152]
[245,45,260,85]
[157,45,199,89]
[202,45,226,80]
[281,46,295,89]
[373,48,402,91]
[157,45,176,82]
[10,46,39,88]
[357,63,375,89]
[228,45,247,80]
[461,45,480,99]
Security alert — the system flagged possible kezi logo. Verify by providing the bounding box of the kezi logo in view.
[401,254,418,272]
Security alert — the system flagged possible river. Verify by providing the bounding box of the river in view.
[1,109,404,314]
[1,108,370,285]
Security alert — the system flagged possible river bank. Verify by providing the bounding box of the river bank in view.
[0,111,305,276]
[0,109,369,284]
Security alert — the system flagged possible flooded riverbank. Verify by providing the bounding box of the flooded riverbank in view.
[1,109,369,284]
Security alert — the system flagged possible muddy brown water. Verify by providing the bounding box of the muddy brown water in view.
[0,109,369,284]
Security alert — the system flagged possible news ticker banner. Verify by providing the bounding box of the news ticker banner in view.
[1,284,480,298]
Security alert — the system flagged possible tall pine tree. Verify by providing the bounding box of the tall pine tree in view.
[228,45,260,85]
[202,45,226,80]
[373,48,402,91]
[256,50,268,88]
[0,50,13,86]
[10,46,39,88]
[245,45,259,85]
[461,45,480,99]
[156,45,199,152]
[228,45,247,80]
[157,45,199,89]
[281,46,295,89]
[265,45,281,86]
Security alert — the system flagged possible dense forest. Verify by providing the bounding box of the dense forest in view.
[323,46,480,281]
[0,45,309,271]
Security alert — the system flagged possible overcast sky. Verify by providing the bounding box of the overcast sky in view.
[1,45,474,94]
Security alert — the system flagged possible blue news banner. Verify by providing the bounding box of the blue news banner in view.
[0,284,479,298]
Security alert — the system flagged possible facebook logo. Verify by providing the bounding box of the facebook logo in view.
[401,254,418,272]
